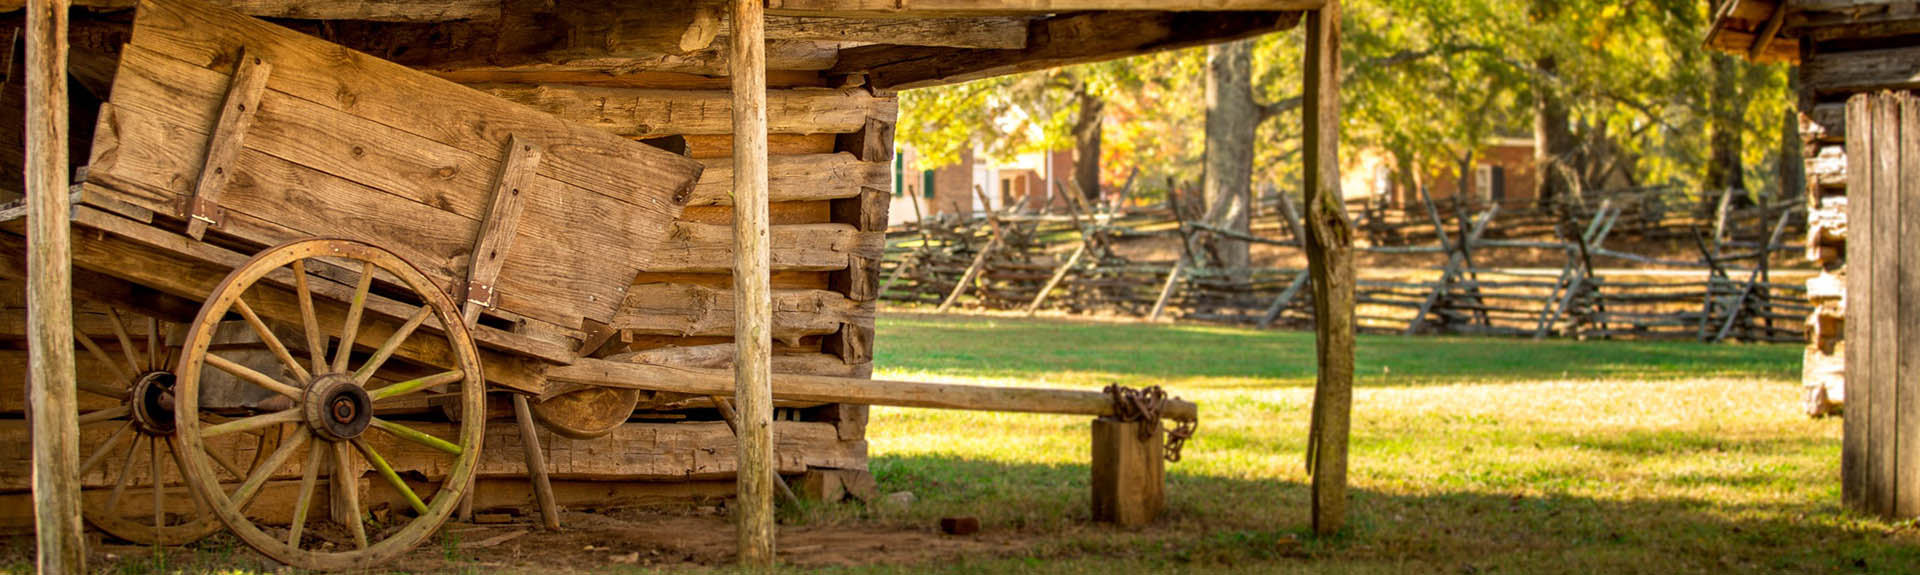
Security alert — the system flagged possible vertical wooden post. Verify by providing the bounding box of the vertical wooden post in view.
[728,0,775,567]
[26,0,84,571]
[1090,419,1164,526]
[1300,0,1356,537]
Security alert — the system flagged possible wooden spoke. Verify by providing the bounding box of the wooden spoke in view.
[105,307,143,374]
[79,422,135,477]
[232,297,312,384]
[75,330,132,386]
[353,306,432,385]
[287,441,325,547]
[105,436,142,518]
[292,259,327,375]
[228,427,309,510]
[78,379,126,401]
[368,370,464,402]
[334,440,369,549]
[333,261,376,374]
[78,404,130,426]
[353,439,428,515]
[152,437,165,527]
[147,316,162,372]
[205,352,304,399]
[371,418,462,456]
[202,409,301,438]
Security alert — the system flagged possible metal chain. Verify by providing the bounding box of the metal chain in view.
[1102,384,1198,463]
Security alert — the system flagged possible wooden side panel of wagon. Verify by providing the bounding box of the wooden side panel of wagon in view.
[81,0,703,336]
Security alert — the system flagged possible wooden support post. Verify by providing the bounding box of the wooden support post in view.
[512,394,561,530]
[1257,272,1310,330]
[712,396,801,507]
[1300,0,1355,537]
[729,0,776,566]
[1147,260,1184,322]
[1090,419,1163,526]
[26,0,84,570]
[1714,211,1792,342]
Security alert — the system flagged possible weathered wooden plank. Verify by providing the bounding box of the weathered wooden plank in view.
[765,0,1323,16]
[0,418,865,489]
[1868,90,1900,516]
[478,85,895,139]
[461,135,543,313]
[0,0,504,21]
[613,283,869,345]
[124,0,702,219]
[183,47,269,240]
[1804,46,1920,96]
[1844,93,1876,513]
[1896,92,1919,518]
[742,14,1030,49]
[90,45,683,327]
[1090,419,1162,526]
[647,222,883,273]
[833,10,1303,90]
[690,153,887,206]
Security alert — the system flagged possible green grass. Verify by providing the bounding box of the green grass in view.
[795,312,1920,574]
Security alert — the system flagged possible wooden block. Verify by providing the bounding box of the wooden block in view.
[835,115,895,162]
[939,516,980,535]
[822,321,874,365]
[1090,418,1164,527]
[792,468,876,503]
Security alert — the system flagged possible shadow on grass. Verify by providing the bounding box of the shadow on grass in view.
[858,453,1919,574]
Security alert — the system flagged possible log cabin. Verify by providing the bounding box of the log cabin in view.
[0,1,1354,566]
[1707,0,1920,519]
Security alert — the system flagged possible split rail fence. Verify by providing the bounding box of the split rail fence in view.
[883,184,1812,343]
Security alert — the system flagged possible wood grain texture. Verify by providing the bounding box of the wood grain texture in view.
[1090,419,1163,527]
[1868,90,1898,516]
[690,153,887,206]
[1897,92,1919,518]
[478,84,895,138]
[613,283,870,345]
[647,222,883,273]
[1843,93,1871,512]
[1301,1,1355,537]
[0,0,504,21]
[765,0,1323,15]
[729,0,776,565]
[24,0,84,569]
[183,47,269,240]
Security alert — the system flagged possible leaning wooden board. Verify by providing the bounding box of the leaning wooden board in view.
[81,0,704,333]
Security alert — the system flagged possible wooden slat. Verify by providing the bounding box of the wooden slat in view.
[647,222,883,273]
[613,283,869,344]
[478,85,895,139]
[690,153,887,206]
[1842,93,1871,513]
[184,47,270,240]
[1898,92,1920,518]
[1869,90,1900,516]
[462,135,543,312]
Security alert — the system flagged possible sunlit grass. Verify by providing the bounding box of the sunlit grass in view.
[815,312,1920,574]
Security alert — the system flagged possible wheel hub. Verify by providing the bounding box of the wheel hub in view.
[305,374,372,441]
[130,371,177,435]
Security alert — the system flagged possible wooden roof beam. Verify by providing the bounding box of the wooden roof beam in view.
[767,0,1324,17]
[835,9,1304,90]
[0,0,504,21]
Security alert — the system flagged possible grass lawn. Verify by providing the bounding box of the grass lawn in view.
[806,312,1919,574]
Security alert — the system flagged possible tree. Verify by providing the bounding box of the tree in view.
[1205,39,1258,272]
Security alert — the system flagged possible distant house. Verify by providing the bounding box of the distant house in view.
[1343,138,1541,211]
[888,145,1076,226]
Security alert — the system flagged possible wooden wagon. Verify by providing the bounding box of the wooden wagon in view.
[3,0,1345,570]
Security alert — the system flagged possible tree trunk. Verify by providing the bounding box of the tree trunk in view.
[1705,52,1748,212]
[1072,87,1104,202]
[1533,55,1576,209]
[1776,71,1804,207]
[1204,38,1256,275]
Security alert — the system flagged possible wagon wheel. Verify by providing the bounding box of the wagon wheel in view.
[171,238,485,570]
[70,305,235,545]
